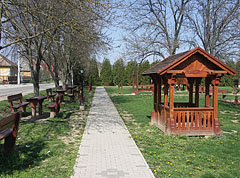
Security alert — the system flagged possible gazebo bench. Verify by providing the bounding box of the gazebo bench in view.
[47,94,63,118]
[0,112,21,152]
[7,93,29,112]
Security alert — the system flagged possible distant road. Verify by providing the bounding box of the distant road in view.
[0,83,55,101]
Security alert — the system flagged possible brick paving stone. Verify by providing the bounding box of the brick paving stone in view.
[72,87,155,178]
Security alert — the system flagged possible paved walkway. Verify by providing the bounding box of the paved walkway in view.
[72,87,154,178]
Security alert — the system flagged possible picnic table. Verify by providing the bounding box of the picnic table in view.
[56,89,66,101]
[26,96,47,117]
[67,85,76,93]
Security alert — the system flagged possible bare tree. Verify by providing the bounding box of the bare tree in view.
[122,0,190,62]
[186,0,240,60]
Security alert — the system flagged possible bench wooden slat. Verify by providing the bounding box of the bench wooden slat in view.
[0,129,12,140]
[8,93,29,112]
[0,115,16,132]
[47,103,56,108]
[7,93,23,101]
[0,112,21,152]
[12,102,29,109]
[47,95,63,118]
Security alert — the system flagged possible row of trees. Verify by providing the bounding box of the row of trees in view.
[98,58,240,87]
[0,0,115,96]
[99,58,157,86]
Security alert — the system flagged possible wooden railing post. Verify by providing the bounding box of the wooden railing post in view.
[212,76,222,136]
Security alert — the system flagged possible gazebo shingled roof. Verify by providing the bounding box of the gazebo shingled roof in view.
[142,50,190,75]
[142,47,236,136]
[143,47,236,76]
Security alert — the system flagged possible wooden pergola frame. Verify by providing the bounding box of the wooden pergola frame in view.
[143,47,236,136]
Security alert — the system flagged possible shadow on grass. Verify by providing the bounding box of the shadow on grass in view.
[0,140,47,175]
[111,96,136,104]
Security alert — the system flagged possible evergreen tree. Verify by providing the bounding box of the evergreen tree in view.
[125,61,138,86]
[112,58,125,85]
[138,61,150,85]
[100,58,112,85]
[220,60,235,86]
[88,59,100,86]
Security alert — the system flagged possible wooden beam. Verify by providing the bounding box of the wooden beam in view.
[207,70,227,75]
[167,70,227,75]
[167,70,184,74]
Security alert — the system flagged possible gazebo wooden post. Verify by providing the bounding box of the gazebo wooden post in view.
[121,84,123,94]
[131,72,135,94]
[205,78,211,107]
[150,75,158,125]
[157,77,162,126]
[195,78,201,107]
[136,72,139,94]
[212,76,222,136]
[188,78,194,105]
[118,84,120,94]
[166,75,176,135]
[162,77,169,132]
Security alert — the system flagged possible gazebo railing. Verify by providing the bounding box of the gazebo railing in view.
[174,102,196,108]
[158,104,170,129]
[173,107,214,131]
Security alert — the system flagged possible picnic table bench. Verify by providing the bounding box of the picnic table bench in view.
[67,86,77,102]
[218,89,228,99]
[47,94,63,118]
[46,88,56,101]
[208,89,228,99]
[0,112,21,152]
[7,93,29,113]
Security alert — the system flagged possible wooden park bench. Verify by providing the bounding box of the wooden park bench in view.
[208,89,228,99]
[7,93,29,113]
[139,85,154,92]
[46,88,56,101]
[0,112,21,152]
[47,94,63,118]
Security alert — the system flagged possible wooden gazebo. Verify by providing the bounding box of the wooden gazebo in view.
[143,47,236,136]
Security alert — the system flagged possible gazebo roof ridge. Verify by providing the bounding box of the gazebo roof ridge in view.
[142,50,190,75]
[143,47,237,76]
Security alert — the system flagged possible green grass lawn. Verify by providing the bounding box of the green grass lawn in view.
[105,86,240,178]
[0,87,95,178]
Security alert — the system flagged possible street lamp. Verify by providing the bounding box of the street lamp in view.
[80,69,84,110]
[17,50,21,85]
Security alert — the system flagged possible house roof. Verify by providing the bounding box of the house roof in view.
[20,60,30,72]
[0,54,17,67]
[142,47,236,76]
